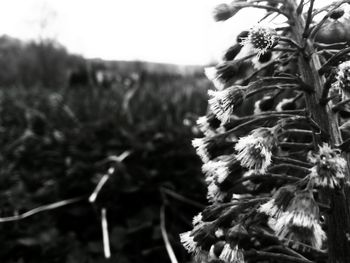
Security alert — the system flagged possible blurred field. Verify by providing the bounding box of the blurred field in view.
[0,37,210,263]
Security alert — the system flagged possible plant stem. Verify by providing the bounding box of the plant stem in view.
[286,1,350,262]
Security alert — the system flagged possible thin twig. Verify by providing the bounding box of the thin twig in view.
[272,156,313,168]
[0,197,85,223]
[232,3,290,19]
[89,173,111,203]
[269,163,311,174]
[160,204,179,263]
[233,173,300,185]
[101,208,111,259]
[221,115,307,138]
[314,41,348,49]
[279,128,313,137]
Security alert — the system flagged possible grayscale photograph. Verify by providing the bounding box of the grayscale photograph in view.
[0,0,350,262]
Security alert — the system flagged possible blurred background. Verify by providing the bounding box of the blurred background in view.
[0,0,301,262]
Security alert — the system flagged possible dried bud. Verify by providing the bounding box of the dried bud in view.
[278,92,304,111]
[213,3,238,21]
[258,50,272,63]
[254,95,275,114]
[204,62,241,90]
[192,136,236,163]
[236,30,249,44]
[197,113,221,136]
[330,8,345,20]
[223,44,242,61]
[202,154,241,185]
[208,86,245,123]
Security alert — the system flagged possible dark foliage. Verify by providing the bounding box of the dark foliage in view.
[0,69,209,262]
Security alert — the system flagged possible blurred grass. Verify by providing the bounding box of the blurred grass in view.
[0,72,209,263]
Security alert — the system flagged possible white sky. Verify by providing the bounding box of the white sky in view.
[0,0,329,65]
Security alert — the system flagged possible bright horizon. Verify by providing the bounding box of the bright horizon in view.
[0,0,329,65]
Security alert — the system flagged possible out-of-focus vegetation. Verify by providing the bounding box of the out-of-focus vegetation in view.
[0,36,209,262]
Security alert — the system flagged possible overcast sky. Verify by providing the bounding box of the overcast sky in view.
[0,0,329,65]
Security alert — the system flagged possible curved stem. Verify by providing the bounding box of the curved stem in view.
[233,173,300,185]
[319,47,350,75]
[302,0,315,38]
[280,36,304,50]
[233,3,290,19]
[272,156,313,168]
[268,163,311,174]
[332,98,350,112]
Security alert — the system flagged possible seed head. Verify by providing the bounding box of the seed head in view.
[308,143,346,188]
[241,26,279,57]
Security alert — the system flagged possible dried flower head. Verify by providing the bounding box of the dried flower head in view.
[202,154,241,185]
[235,127,276,173]
[269,191,326,250]
[181,223,217,253]
[204,62,240,90]
[219,243,245,263]
[192,213,203,226]
[241,25,279,57]
[207,181,226,202]
[308,143,346,188]
[196,114,221,136]
[329,81,344,105]
[208,86,245,123]
[259,184,296,218]
[192,136,236,163]
[180,231,198,253]
[336,61,350,93]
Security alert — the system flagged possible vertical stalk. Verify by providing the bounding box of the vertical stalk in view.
[285,1,350,262]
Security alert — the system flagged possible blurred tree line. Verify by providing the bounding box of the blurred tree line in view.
[0,35,84,88]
